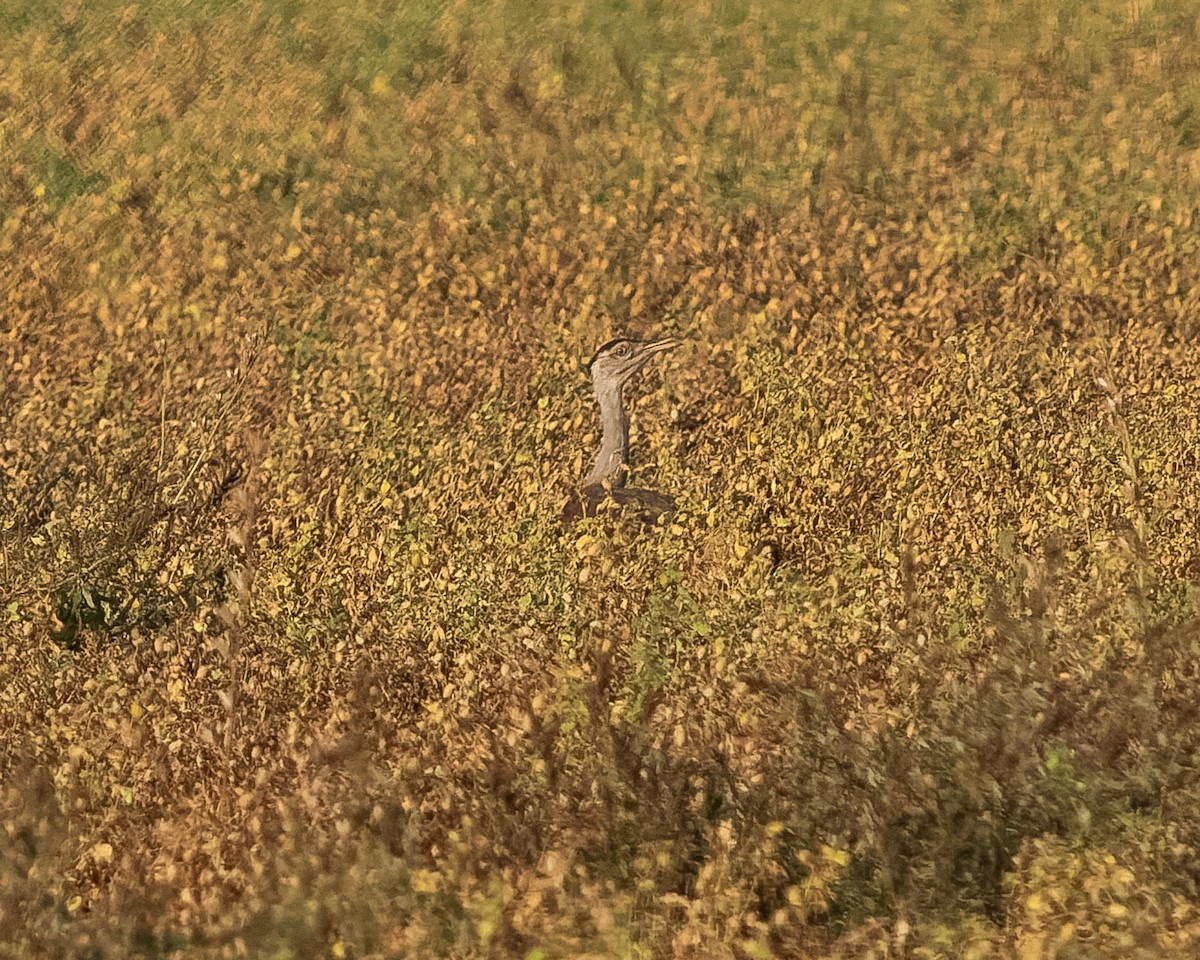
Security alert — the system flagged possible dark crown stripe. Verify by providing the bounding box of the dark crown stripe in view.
[587,337,635,369]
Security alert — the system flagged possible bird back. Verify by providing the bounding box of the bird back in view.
[561,483,675,529]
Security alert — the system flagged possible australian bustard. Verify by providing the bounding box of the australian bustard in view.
[562,336,680,526]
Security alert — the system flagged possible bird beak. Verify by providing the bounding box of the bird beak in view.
[638,337,682,360]
[627,337,681,375]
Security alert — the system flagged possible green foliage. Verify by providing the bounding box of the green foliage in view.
[3,0,1200,957]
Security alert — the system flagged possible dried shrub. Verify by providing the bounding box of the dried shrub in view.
[3,0,1200,957]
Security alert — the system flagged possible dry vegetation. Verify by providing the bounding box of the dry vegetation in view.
[3,0,1200,956]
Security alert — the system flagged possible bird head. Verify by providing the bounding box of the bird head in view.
[587,337,680,392]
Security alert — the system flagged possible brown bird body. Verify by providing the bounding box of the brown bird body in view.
[561,483,676,526]
[562,336,679,528]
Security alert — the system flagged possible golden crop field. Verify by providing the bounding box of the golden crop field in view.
[3,0,1200,956]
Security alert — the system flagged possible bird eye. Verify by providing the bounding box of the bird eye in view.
[614,342,632,358]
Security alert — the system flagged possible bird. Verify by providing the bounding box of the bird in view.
[562,336,681,527]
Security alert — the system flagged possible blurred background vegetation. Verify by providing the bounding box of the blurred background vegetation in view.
[3,0,1200,957]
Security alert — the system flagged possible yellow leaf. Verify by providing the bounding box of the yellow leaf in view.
[1019,933,1044,960]
[411,869,439,894]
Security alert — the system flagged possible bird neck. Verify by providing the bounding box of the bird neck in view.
[585,380,629,488]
